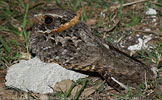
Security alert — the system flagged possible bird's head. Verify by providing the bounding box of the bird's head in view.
[31,8,82,34]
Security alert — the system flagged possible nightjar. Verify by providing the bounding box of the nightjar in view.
[28,8,157,91]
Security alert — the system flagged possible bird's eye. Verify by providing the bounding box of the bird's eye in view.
[44,16,53,24]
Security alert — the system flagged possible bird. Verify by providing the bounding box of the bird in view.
[28,8,157,91]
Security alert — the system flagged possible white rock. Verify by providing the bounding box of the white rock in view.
[127,35,152,51]
[143,35,152,48]
[146,8,157,15]
[144,28,151,31]
[5,57,88,94]
[128,38,143,51]
[146,8,157,22]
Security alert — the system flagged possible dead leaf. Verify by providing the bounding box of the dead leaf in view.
[54,80,73,93]
[81,84,101,97]
[71,85,82,97]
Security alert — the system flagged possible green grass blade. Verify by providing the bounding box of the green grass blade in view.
[65,79,82,98]
[22,4,29,28]
[75,0,82,10]
[159,68,162,72]
[72,79,87,100]
[0,35,11,53]
[56,0,63,8]
[65,82,77,98]
[16,0,25,9]
[22,4,29,46]
[0,26,11,32]
[0,26,19,35]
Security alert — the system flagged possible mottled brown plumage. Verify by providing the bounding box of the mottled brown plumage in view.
[28,8,157,91]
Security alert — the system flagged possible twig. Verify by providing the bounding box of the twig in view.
[104,20,120,32]
[151,1,162,7]
[133,29,162,37]
[111,0,147,10]
[144,72,148,90]
[117,0,147,8]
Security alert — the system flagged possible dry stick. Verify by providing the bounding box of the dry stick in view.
[103,11,119,33]
[104,20,120,32]
[102,11,119,38]
[151,1,162,7]
[133,29,162,37]
[110,0,148,11]
[116,0,147,8]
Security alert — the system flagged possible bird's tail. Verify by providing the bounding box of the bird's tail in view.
[66,64,128,91]
[98,71,128,92]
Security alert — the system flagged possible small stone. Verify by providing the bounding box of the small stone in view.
[146,8,157,15]
[5,57,87,94]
